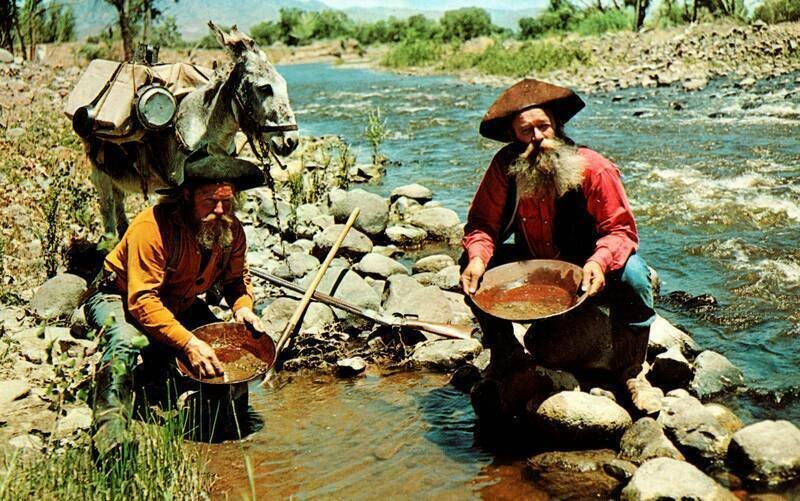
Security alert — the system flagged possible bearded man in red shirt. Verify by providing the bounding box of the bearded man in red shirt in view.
[461,79,656,410]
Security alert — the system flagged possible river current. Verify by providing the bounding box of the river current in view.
[209,63,800,498]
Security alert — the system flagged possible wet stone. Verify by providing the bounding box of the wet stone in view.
[727,420,800,488]
[390,183,432,203]
[525,449,631,500]
[619,417,685,464]
[657,393,731,466]
[336,357,367,377]
[385,225,427,246]
[690,350,744,400]
[410,338,482,371]
[621,457,737,501]
[651,346,693,390]
[535,391,633,447]
[647,315,699,358]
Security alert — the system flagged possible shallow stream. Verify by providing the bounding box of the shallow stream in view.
[210,64,800,497]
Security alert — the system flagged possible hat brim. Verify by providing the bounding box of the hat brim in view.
[479,79,585,143]
[157,155,266,194]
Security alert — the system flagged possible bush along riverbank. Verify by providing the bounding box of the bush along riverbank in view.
[380,20,800,93]
[2,60,799,498]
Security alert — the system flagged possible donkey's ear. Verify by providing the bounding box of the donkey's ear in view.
[207,21,255,60]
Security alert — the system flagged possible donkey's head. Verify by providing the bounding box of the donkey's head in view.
[209,22,299,157]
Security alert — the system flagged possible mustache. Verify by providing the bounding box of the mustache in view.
[200,213,234,224]
[520,138,562,160]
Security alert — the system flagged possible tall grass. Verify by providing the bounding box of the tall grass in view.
[382,38,443,68]
[443,40,592,77]
[0,410,214,499]
[574,8,634,35]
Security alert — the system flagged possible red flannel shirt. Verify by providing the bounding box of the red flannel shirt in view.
[463,146,638,274]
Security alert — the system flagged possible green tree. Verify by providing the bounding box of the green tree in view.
[754,0,800,22]
[150,15,183,47]
[251,19,280,45]
[312,9,353,39]
[440,7,493,42]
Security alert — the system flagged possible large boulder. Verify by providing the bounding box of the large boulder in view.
[689,350,744,399]
[408,207,460,240]
[329,188,389,236]
[299,267,381,329]
[525,449,634,500]
[535,391,633,446]
[727,420,800,488]
[0,48,13,63]
[354,253,409,279]
[390,183,432,203]
[410,338,482,371]
[619,417,685,463]
[312,224,373,259]
[30,273,87,320]
[273,252,320,280]
[261,298,335,336]
[0,379,30,406]
[430,265,461,291]
[383,274,423,313]
[621,457,737,501]
[412,254,455,274]
[657,393,731,465]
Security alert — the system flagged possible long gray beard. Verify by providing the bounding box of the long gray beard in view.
[197,215,234,250]
[508,139,587,198]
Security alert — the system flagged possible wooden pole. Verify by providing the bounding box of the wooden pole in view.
[262,208,360,383]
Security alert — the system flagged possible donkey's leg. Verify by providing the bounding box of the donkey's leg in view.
[112,185,129,237]
[90,166,118,238]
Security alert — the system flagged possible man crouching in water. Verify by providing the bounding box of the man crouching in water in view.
[84,158,267,456]
[460,79,657,416]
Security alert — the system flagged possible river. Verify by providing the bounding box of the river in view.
[209,63,800,498]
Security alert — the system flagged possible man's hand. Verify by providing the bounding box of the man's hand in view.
[234,307,266,334]
[461,257,487,295]
[582,261,606,297]
[183,336,224,378]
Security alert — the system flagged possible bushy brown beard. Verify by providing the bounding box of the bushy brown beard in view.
[197,213,234,250]
[508,138,587,198]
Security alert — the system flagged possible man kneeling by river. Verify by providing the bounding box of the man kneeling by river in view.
[84,158,266,456]
[460,79,657,416]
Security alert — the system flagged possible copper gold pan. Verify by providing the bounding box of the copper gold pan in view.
[176,322,276,385]
[471,259,588,321]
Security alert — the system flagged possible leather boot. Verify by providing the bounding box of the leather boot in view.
[92,362,135,458]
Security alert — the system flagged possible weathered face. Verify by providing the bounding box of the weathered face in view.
[512,107,556,145]
[186,182,235,224]
[235,50,299,157]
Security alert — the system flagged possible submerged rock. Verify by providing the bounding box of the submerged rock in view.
[525,449,633,500]
[410,338,482,371]
[621,457,736,501]
[690,350,744,399]
[619,417,685,464]
[727,420,800,488]
[30,273,87,320]
[535,391,633,447]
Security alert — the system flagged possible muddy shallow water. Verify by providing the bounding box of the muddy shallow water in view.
[208,372,547,499]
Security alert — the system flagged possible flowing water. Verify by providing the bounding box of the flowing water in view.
[209,64,800,497]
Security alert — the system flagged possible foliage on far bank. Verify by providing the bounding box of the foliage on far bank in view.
[753,0,800,22]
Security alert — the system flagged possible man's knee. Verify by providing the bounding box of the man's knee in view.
[620,254,653,300]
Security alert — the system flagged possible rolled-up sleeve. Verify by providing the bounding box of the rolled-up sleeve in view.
[462,151,511,266]
[582,152,638,274]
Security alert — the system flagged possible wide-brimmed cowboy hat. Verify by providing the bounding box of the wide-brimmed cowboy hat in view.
[158,155,266,194]
[479,79,585,143]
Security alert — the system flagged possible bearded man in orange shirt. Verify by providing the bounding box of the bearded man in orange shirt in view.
[84,157,266,456]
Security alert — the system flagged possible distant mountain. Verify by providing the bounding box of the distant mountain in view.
[72,0,540,41]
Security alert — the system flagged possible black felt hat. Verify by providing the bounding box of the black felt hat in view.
[180,155,266,192]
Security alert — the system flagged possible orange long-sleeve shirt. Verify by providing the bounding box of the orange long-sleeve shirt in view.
[104,204,254,349]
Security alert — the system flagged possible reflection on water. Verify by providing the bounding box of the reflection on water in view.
[209,64,800,496]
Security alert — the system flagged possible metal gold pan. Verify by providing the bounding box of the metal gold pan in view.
[471,259,588,321]
[176,322,276,385]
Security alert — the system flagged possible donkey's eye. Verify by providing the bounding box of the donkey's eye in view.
[256,84,273,97]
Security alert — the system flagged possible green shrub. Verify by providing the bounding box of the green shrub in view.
[753,0,800,22]
[381,38,443,67]
[574,8,633,35]
[440,7,494,42]
[444,40,591,77]
[76,43,111,61]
